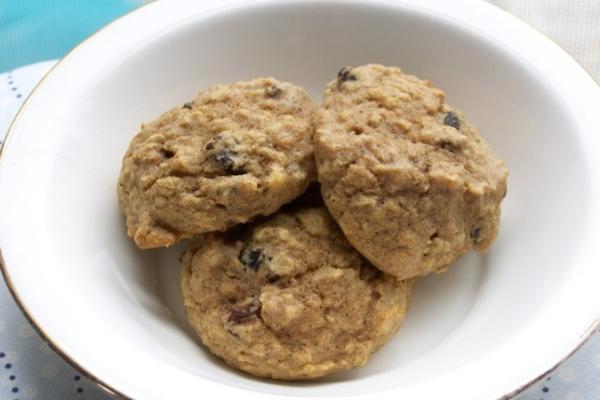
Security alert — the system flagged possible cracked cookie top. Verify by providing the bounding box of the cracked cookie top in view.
[180,207,411,380]
[314,64,508,279]
[117,78,316,249]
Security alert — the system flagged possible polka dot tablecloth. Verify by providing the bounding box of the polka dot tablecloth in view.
[0,66,113,398]
[2,2,600,399]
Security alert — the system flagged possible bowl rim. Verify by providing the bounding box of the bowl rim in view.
[1,0,599,399]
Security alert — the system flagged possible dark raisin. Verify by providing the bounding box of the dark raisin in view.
[239,247,265,271]
[430,232,439,240]
[337,67,357,82]
[265,85,283,98]
[439,141,460,153]
[443,112,461,129]
[214,150,234,168]
[213,150,245,175]
[228,298,261,323]
[205,142,215,150]
[182,102,194,110]
[160,148,175,159]
[470,227,482,242]
[266,272,279,283]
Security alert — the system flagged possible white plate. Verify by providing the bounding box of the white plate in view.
[1,0,600,399]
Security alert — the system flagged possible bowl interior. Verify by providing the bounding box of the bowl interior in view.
[1,1,597,399]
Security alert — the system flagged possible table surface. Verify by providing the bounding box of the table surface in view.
[1,1,600,399]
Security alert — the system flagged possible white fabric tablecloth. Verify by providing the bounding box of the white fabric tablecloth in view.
[491,0,600,81]
[1,1,600,398]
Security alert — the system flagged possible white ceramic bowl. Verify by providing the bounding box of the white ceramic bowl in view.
[1,0,600,399]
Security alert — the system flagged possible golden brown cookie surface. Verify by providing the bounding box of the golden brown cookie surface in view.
[118,78,316,249]
[314,64,508,279]
[181,207,411,380]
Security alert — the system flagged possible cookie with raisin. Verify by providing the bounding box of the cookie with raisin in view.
[180,207,411,380]
[314,64,508,279]
[118,78,316,248]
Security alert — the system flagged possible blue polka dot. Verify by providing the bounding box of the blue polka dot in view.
[5,363,12,369]
[11,387,18,393]
[9,375,15,381]
[0,352,5,358]
[77,387,83,393]
[74,375,81,381]
[11,87,16,91]
[542,387,549,393]
[16,94,21,98]
[8,81,13,85]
